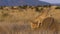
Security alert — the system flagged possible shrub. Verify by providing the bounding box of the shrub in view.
[19,5,28,9]
[35,7,43,12]
[0,6,3,9]
[43,5,51,8]
[55,6,60,9]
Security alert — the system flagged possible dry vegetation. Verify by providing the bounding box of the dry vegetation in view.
[0,6,60,34]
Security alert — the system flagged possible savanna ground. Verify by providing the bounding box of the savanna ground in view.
[0,6,60,34]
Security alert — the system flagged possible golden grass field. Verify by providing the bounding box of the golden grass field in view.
[0,6,60,34]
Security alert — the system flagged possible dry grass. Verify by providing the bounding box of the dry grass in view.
[0,6,60,34]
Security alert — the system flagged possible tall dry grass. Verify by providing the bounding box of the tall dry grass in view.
[0,6,59,34]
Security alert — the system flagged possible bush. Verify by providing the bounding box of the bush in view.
[43,5,51,8]
[0,6,3,9]
[19,5,27,9]
[35,7,43,12]
[55,6,60,9]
